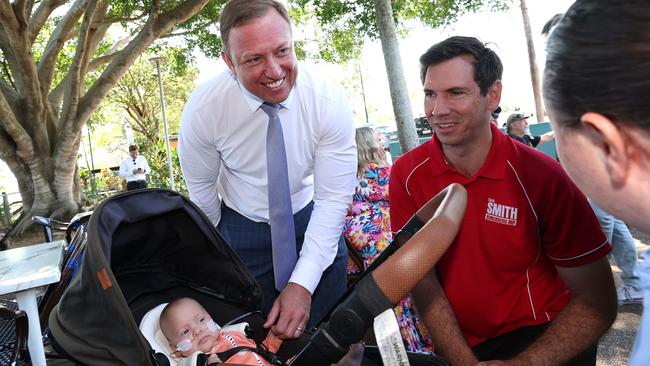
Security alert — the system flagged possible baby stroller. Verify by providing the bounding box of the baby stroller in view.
[48,187,466,365]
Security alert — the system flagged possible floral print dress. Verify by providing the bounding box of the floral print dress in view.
[343,162,433,354]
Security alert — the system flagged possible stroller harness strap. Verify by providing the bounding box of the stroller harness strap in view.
[202,344,286,366]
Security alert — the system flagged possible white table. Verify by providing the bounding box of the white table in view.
[0,240,65,366]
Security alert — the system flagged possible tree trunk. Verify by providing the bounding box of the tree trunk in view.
[520,0,545,121]
[373,0,419,153]
[0,0,212,238]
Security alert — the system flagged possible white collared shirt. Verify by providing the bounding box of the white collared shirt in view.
[178,66,357,293]
[119,155,150,182]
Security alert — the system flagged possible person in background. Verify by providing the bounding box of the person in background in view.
[490,106,501,126]
[390,36,616,365]
[590,202,644,304]
[118,144,150,191]
[505,113,555,148]
[543,1,650,364]
[178,0,356,341]
[343,126,432,353]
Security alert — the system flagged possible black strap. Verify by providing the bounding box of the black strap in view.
[215,345,285,366]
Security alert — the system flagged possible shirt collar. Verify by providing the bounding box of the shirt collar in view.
[428,122,509,180]
[233,69,297,114]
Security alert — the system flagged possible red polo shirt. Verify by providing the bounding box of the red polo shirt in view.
[390,123,609,346]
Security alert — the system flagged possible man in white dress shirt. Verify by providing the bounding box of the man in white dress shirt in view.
[178,0,356,340]
[119,144,150,191]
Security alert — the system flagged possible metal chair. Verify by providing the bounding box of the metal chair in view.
[0,304,28,365]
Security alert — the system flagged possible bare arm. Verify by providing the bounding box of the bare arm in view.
[538,130,555,146]
[412,272,478,366]
[481,257,616,366]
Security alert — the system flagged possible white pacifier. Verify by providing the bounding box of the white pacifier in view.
[175,339,192,352]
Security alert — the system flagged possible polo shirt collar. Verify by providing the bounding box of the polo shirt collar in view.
[233,69,297,114]
[428,122,509,180]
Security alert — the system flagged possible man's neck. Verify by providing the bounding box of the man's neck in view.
[441,128,493,178]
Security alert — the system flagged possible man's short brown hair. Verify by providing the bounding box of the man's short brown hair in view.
[129,144,139,152]
[219,0,291,54]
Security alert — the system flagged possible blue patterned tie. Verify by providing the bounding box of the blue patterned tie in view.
[260,103,297,291]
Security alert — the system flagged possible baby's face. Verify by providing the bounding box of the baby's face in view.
[165,300,220,357]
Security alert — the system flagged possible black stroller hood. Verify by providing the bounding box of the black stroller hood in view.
[49,189,263,365]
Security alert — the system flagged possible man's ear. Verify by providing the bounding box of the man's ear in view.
[580,112,629,187]
[221,50,236,75]
[487,80,502,111]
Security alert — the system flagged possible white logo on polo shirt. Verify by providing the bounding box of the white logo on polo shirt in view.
[485,198,518,226]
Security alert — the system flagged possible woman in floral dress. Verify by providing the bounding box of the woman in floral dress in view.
[343,127,433,354]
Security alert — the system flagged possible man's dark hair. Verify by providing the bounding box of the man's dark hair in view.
[419,36,503,96]
[543,0,650,132]
[129,144,138,152]
[541,13,563,36]
[219,0,291,54]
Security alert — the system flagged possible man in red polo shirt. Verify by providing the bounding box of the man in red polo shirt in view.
[390,36,617,365]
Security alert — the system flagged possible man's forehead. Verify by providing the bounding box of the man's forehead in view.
[423,55,478,91]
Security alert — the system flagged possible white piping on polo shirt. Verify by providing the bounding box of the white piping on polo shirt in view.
[546,239,610,261]
[508,160,541,320]
[507,160,609,323]
[405,157,431,196]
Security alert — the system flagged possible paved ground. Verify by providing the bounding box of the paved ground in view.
[596,226,648,366]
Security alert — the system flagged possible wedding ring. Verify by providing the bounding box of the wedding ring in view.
[296,326,304,332]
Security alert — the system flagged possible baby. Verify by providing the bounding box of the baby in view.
[159,297,283,366]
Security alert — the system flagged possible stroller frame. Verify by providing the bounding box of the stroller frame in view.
[49,187,465,365]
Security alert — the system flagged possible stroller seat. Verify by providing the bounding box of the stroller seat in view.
[49,187,465,365]
[139,302,258,366]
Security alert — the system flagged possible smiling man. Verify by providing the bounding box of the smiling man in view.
[178,0,356,341]
[389,36,616,365]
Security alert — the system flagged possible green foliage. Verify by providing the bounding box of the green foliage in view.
[79,167,123,208]
[168,1,228,59]
[101,47,198,145]
[290,0,510,63]
[140,140,188,195]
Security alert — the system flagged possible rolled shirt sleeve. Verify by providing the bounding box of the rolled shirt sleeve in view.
[289,90,357,293]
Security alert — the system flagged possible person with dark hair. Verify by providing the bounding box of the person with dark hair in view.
[490,106,501,121]
[178,0,356,341]
[505,112,555,148]
[390,35,616,365]
[543,1,650,364]
[118,144,150,191]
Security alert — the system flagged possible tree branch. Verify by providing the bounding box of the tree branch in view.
[77,0,211,126]
[48,51,117,109]
[28,0,69,44]
[0,88,33,155]
[1,0,47,154]
[57,0,99,140]
[38,0,87,101]
[100,11,148,25]
[12,0,28,31]
[0,78,19,106]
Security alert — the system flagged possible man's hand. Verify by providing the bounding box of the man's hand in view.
[132,168,139,174]
[263,282,311,339]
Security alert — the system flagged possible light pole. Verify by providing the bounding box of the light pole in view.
[357,62,369,124]
[149,56,176,190]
